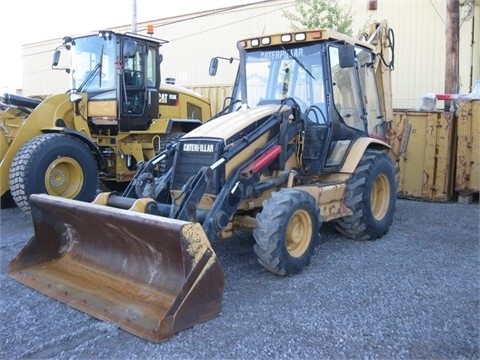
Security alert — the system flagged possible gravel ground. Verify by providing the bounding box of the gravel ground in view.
[1,198,479,359]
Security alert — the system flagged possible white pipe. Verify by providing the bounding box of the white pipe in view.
[132,0,137,33]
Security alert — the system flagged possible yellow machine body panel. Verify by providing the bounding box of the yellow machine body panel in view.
[455,100,479,197]
[1,86,211,199]
[1,94,73,198]
[393,109,455,201]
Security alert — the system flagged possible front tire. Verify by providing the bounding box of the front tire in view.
[253,189,320,275]
[9,133,98,213]
[334,149,397,240]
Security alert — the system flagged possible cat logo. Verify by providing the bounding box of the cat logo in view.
[159,91,179,106]
[182,143,215,152]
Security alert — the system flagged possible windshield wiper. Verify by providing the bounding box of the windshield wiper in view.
[282,46,315,80]
[78,62,102,92]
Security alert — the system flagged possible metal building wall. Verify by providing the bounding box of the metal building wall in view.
[161,0,479,108]
[21,0,479,109]
[150,1,293,87]
[347,0,479,108]
[22,40,66,96]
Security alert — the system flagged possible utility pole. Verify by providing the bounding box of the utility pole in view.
[132,0,137,33]
[445,0,459,109]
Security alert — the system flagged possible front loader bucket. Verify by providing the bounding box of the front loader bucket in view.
[9,194,224,342]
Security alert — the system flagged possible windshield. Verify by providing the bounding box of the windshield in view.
[70,34,117,92]
[244,43,325,112]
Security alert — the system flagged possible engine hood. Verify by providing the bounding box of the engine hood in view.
[182,104,283,141]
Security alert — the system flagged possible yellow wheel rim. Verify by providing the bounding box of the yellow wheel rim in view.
[286,209,313,258]
[371,173,390,220]
[44,157,83,198]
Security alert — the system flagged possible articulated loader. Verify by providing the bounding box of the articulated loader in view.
[10,21,398,342]
[0,30,211,212]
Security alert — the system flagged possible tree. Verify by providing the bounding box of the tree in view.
[282,0,354,36]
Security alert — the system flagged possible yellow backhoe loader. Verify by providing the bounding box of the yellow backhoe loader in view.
[10,21,399,342]
[0,30,211,212]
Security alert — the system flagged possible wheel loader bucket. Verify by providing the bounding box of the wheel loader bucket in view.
[9,194,224,342]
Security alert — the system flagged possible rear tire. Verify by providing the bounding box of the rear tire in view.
[334,149,396,240]
[9,133,98,213]
[253,189,320,275]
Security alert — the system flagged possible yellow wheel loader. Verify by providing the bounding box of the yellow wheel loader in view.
[0,30,211,213]
[10,21,398,342]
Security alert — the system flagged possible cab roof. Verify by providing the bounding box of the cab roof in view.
[238,28,375,52]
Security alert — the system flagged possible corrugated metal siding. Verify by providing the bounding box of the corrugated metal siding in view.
[461,2,480,93]
[21,0,479,109]
[368,0,447,107]
[348,0,478,107]
[189,85,234,115]
[22,41,66,96]
[157,1,293,87]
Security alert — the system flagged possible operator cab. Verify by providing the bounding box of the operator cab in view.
[228,30,387,173]
[52,31,165,133]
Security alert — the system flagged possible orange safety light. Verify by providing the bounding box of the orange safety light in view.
[147,24,154,35]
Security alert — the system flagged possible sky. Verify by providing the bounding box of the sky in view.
[0,0,260,93]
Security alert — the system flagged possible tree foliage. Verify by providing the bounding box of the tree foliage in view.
[283,0,354,36]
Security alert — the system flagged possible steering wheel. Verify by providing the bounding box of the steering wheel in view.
[289,96,309,110]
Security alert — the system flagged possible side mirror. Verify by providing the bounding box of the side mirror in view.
[209,57,219,76]
[52,49,70,73]
[123,40,137,58]
[339,44,355,68]
[52,50,61,67]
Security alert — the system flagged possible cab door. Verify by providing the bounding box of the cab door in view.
[322,44,365,171]
[119,39,159,131]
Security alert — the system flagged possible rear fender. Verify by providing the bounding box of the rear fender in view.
[340,138,390,173]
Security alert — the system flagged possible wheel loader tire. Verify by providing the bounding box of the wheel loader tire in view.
[253,188,320,275]
[334,149,397,240]
[9,133,98,213]
[159,132,185,175]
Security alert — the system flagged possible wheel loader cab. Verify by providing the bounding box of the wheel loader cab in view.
[57,31,162,133]
[235,32,387,173]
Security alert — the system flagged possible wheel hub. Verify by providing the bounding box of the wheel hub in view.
[45,157,84,198]
[49,169,66,188]
[286,210,313,258]
[371,173,390,220]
